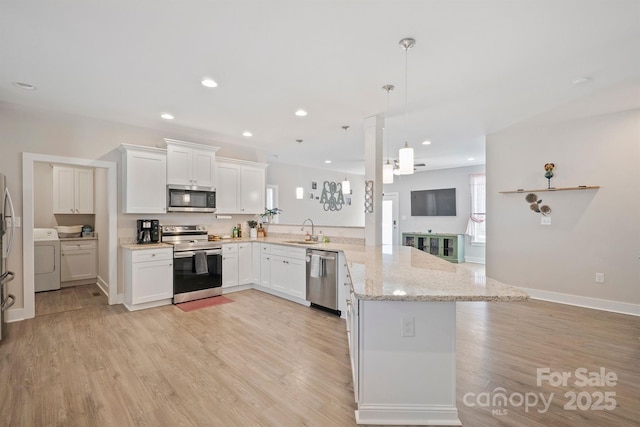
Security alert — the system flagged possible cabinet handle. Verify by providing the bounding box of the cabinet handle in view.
[169,263,172,267]
[152,254,156,257]
[70,209,74,213]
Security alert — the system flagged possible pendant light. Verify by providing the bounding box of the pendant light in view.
[295,139,304,199]
[382,84,395,184]
[398,37,415,175]
[341,126,351,195]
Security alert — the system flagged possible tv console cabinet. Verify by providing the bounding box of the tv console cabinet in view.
[402,233,465,263]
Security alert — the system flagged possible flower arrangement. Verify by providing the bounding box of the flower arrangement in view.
[247,220,258,229]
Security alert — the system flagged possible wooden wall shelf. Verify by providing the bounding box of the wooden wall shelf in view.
[499,186,599,194]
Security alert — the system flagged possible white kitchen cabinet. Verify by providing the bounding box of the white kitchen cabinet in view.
[238,242,253,285]
[60,240,97,283]
[251,242,261,284]
[260,244,271,288]
[53,166,94,214]
[215,157,268,214]
[123,247,173,311]
[120,144,167,214]
[268,244,306,300]
[165,139,219,189]
[222,243,239,288]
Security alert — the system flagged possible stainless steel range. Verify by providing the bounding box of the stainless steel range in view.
[162,225,223,304]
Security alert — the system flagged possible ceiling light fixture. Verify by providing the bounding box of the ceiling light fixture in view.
[160,113,174,120]
[398,37,416,175]
[468,157,475,161]
[341,125,351,195]
[382,84,395,184]
[296,139,304,199]
[242,131,253,137]
[422,140,431,145]
[12,82,36,90]
[295,109,308,117]
[201,78,218,88]
[325,160,332,164]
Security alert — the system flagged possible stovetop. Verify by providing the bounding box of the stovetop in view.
[161,224,221,252]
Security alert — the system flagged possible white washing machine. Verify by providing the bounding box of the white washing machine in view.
[34,228,61,292]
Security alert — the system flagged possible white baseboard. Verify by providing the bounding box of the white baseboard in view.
[463,257,485,264]
[6,307,25,323]
[96,276,108,296]
[519,287,640,317]
[253,284,310,307]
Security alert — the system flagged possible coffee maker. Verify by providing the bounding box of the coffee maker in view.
[137,219,160,244]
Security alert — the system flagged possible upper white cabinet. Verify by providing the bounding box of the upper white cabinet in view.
[215,157,268,214]
[120,144,167,214]
[53,166,94,214]
[165,139,220,189]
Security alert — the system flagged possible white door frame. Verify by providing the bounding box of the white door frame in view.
[19,153,117,321]
[382,192,400,246]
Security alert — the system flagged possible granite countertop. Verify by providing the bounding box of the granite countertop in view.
[119,235,528,302]
[343,245,529,302]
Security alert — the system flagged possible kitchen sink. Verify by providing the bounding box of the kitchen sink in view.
[283,240,319,245]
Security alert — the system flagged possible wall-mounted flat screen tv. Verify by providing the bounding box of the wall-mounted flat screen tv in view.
[410,188,457,216]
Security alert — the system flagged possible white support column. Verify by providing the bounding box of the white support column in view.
[363,115,384,246]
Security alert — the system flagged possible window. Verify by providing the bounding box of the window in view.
[466,173,486,244]
[265,184,279,224]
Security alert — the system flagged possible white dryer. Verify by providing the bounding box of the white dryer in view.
[34,228,61,292]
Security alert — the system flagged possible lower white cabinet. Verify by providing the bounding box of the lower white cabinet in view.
[238,242,252,285]
[222,243,239,288]
[251,242,261,284]
[260,244,272,288]
[61,240,97,284]
[123,247,173,310]
[265,244,306,300]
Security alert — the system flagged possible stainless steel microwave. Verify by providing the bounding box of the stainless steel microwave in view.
[167,185,216,213]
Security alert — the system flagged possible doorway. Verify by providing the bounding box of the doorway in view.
[21,153,117,321]
[382,192,399,246]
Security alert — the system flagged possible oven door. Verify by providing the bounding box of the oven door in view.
[173,249,222,303]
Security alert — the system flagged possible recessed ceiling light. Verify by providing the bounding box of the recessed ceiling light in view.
[201,78,218,88]
[467,157,475,161]
[295,109,308,117]
[242,131,253,137]
[13,82,36,90]
[324,160,332,164]
[422,140,432,145]
[160,113,174,120]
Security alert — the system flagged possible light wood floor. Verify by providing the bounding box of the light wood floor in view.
[1,289,638,426]
[35,283,108,317]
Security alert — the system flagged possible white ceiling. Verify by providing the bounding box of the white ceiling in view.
[1,1,639,175]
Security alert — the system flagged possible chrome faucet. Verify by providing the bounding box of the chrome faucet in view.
[301,218,316,241]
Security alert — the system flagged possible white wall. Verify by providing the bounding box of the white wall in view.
[383,165,486,263]
[487,107,640,309]
[267,162,365,227]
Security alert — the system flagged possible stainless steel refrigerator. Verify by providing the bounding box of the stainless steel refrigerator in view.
[1,173,16,341]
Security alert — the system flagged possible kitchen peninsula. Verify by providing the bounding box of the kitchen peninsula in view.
[336,244,528,426]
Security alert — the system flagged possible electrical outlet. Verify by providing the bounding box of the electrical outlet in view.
[541,216,551,225]
[14,217,20,227]
[401,316,415,337]
[595,273,605,283]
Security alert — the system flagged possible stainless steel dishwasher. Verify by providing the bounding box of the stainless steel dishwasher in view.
[306,249,339,313]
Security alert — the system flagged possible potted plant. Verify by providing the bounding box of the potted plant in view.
[262,208,282,223]
[247,220,259,239]
[259,208,282,237]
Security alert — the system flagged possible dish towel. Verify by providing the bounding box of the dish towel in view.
[310,254,321,278]
[194,251,209,275]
